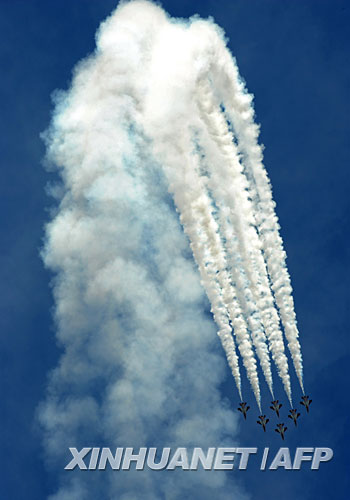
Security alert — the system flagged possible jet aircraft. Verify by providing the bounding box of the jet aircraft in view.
[257,415,269,432]
[270,400,282,417]
[237,402,250,419]
[288,409,301,426]
[275,423,287,440]
[300,395,312,413]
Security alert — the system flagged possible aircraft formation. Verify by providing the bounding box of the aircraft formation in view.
[238,396,312,440]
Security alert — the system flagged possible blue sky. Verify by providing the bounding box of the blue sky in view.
[1,1,349,499]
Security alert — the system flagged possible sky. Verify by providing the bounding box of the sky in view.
[0,0,349,499]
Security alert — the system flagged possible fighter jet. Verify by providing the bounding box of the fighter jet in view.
[288,409,301,426]
[238,402,250,419]
[257,415,269,432]
[275,423,287,440]
[300,395,312,413]
[270,400,282,418]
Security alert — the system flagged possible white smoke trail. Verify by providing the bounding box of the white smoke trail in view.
[214,208,274,399]
[191,194,261,408]
[178,191,243,399]
[144,85,262,406]
[196,79,292,403]
[195,96,274,398]
[206,45,304,392]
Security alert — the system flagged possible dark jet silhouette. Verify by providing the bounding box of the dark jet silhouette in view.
[275,423,287,440]
[288,409,301,426]
[300,395,312,413]
[238,402,250,419]
[257,415,269,432]
[270,400,282,417]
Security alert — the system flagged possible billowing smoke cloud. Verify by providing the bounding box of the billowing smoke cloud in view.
[40,1,303,497]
